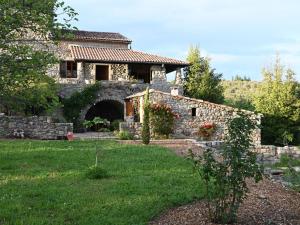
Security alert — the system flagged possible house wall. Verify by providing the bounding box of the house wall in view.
[46,40,130,84]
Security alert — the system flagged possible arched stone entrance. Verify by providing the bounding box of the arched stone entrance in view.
[85,100,124,122]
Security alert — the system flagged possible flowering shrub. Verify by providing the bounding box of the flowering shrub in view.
[149,103,179,138]
[198,122,216,140]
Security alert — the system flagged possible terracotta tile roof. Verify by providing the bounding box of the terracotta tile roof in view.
[61,30,132,43]
[70,45,189,66]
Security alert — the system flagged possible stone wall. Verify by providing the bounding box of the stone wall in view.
[123,90,261,145]
[0,115,73,140]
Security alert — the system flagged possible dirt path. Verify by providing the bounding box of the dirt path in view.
[120,139,300,225]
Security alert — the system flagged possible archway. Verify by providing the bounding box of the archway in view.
[85,100,124,124]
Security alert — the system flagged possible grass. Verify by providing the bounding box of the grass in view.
[0,140,204,225]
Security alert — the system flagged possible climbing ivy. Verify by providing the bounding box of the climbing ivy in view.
[62,82,101,131]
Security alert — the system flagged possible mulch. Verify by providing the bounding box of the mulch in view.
[149,179,300,225]
[119,140,300,225]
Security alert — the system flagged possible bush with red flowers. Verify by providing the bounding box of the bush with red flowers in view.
[198,122,216,140]
[149,103,179,138]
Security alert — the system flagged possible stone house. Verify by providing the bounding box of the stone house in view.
[50,30,188,123]
[10,29,261,143]
[122,89,261,145]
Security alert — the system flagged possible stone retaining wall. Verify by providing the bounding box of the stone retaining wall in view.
[0,115,73,140]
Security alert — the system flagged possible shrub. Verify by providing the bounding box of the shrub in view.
[98,128,111,132]
[142,87,150,144]
[62,82,101,131]
[117,131,134,140]
[85,166,109,179]
[110,119,123,131]
[149,103,178,138]
[190,112,263,224]
[198,122,216,140]
[83,117,110,132]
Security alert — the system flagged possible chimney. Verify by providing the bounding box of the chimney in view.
[171,87,179,96]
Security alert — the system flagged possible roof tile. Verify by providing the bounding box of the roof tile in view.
[70,45,189,65]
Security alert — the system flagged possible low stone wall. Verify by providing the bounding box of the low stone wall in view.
[0,115,73,140]
[120,122,142,139]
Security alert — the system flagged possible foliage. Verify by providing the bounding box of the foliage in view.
[184,46,224,104]
[83,117,110,132]
[142,87,150,144]
[224,99,255,111]
[222,80,259,111]
[271,154,300,192]
[85,165,109,179]
[110,119,123,131]
[149,103,178,138]
[190,112,263,223]
[1,75,60,116]
[198,122,216,140]
[0,140,204,225]
[117,131,134,140]
[232,74,251,81]
[62,82,101,130]
[0,0,78,115]
[253,56,300,145]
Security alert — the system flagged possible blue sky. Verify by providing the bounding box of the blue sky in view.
[64,0,300,81]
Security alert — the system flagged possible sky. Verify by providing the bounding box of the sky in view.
[64,0,300,81]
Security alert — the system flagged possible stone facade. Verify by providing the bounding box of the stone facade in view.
[0,115,73,140]
[123,90,261,145]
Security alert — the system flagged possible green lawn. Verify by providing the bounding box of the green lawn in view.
[0,140,204,225]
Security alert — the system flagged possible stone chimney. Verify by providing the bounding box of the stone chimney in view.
[171,86,179,96]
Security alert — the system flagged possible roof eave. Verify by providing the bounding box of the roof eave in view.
[74,58,188,66]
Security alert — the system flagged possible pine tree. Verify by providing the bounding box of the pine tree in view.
[254,56,300,145]
[184,46,224,104]
[142,87,150,145]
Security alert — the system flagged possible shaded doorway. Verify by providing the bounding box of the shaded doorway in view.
[96,65,109,81]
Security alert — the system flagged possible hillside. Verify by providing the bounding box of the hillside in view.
[221,80,261,111]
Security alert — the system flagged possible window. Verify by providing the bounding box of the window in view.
[60,61,77,78]
[192,108,197,117]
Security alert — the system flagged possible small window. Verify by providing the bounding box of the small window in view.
[192,108,197,117]
[60,61,77,78]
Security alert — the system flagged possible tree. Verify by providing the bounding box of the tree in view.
[184,46,224,103]
[232,74,251,81]
[190,112,263,223]
[253,56,300,145]
[0,0,78,115]
[142,87,150,144]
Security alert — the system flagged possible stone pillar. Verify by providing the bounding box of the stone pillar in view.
[175,68,183,85]
[150,65,167,84]
[77,62,84,82]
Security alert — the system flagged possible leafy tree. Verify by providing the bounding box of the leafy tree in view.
[253,56,300,145]
[142,87,150,144]
[184,46,224,103]
[190,112,263,224]
[0,0,78,115]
